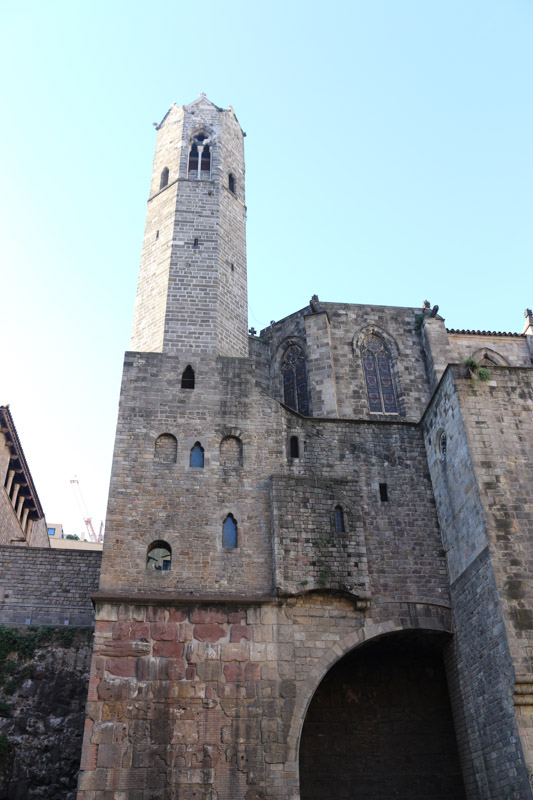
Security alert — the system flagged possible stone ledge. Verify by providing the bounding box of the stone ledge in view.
[92,591,276,606]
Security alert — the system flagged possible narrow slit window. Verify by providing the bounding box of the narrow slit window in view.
[290,436,299,459]
[334,505,345,532]
[228,173,236,193]
[201,144,211,173]
[439,432,447,458]
[189,143,199,172]
[193,238,199,248]
[181,365,195,389]
[159,167,169,189]
[146,541,171,571]
[379,483,388,502]
[190,442,204,468]
[222,514,238,548]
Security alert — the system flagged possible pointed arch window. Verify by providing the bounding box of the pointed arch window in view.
[181,365,195,389]
[188,133,211,178]
[190,442,204,468]
[361,336,399,414]
[159,167,169,190]
[222,514,238,548]
[281,345,309,416]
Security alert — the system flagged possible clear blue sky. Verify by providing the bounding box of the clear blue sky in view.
[1,0,532,536]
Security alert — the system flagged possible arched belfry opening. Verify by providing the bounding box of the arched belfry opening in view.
[299,631,466,800]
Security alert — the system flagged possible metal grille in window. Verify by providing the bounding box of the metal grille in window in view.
[281,346,310,415]
[362,336,399,414]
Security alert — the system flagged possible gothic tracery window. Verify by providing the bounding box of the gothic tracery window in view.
[188,133,211,178]
[361,335,399,414]
[281,345,309,416]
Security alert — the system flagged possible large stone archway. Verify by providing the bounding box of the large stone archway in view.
[299,630,466,799]
[275,615,463,800]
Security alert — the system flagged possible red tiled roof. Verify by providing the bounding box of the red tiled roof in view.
[447,329,524,338]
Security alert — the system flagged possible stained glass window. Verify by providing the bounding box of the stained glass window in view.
[362,336,399,414]
[281,345,310,416]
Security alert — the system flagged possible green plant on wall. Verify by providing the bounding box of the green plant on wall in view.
[464,357,491,383]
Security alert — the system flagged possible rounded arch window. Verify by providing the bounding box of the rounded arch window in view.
[146,541,171,571]
[228,173,236,193]
[438,431,447,459]
[154,433,177,463]
[361,335,399,414]
[220,436,243,467]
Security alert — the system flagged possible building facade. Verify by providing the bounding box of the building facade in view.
[77,95,533,800]
[0,405,49,548]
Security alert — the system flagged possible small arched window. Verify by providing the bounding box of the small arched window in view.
[220,436,243,467]
[334,505,345,533]
[439,431,447,459]
[159,167,169,190]
[146,540,171,571]
[228,173,236,193]
[189,143,199,173]
[290,436,299,459]
[281,345,310,416]
[154,433,177,463]
[361,335,399,414]
[201,144,211,174]
[181,365,195,389]
[190,442,204,468]
[222,514,238,548]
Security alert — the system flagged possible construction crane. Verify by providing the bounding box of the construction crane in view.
[70,477,104,542]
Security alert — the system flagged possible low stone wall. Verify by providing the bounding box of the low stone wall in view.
[0,546,101,627]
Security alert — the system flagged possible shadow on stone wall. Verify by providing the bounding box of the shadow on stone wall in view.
[0,626,93,800]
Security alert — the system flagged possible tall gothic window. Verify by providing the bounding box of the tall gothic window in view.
[281,345,309,416]
[361,335,399,414]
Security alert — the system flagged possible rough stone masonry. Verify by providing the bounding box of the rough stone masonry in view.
[76,95,533,799]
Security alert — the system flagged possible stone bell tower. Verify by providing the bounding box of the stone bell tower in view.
[130,93,248,358]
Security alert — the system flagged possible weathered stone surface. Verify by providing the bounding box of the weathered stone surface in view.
[0,627,94,800]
